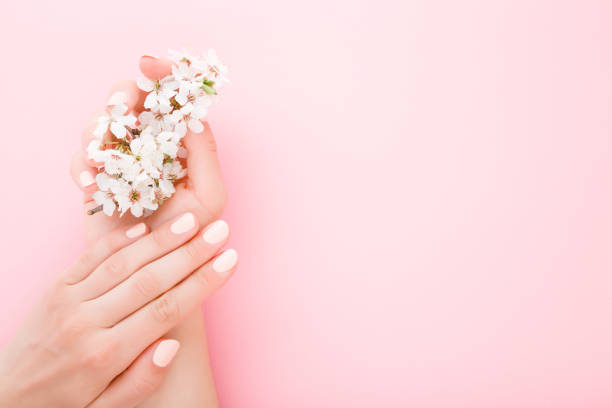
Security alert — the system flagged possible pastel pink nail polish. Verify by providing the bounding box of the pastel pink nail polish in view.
[213,249,238,276]
[170,213,196,234]
[202,220,229,244]
[126,223,146,238]
[153,339,180,367]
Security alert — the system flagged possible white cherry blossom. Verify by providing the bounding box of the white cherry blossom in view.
[113,178,158,217]
[129,133,163,179]
[87,48,228,217]
[93,103,137,139]
[139,77,178,114]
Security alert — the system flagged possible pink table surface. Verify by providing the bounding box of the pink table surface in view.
[1,0,612,406]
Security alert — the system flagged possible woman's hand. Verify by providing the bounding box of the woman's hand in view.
[69,55,231,407]
[0,214,236,408]
[71,55,227,246]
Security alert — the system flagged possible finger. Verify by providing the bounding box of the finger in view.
[139,55,173,80]
[91,220,229,326]
[114,248,237,362]
[184,122,227,219]
[86,339,180,408]
[61,222,149,285]
[70,150,98,202]
[76,212,199,301]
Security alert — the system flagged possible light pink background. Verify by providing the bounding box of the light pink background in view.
[1,0,612,406]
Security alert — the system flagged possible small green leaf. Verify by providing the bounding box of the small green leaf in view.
[201,83,217,95]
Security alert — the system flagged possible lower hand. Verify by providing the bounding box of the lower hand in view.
[0,214,236,408]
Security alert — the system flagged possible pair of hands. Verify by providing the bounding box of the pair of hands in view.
[0,56,233,407]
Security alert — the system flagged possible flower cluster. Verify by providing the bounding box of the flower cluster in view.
[87,49,228,217]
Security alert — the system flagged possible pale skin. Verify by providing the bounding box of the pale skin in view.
[0,56,231,406]
[76,56,229,407]
[0,213,237,407]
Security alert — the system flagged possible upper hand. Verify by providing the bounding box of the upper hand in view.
[70,55,227,245]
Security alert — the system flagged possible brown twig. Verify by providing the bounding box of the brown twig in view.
[87,205,103,215]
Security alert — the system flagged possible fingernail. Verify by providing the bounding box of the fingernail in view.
[141,55,159,61]
[202,220,229,244]
[126,223,146,239]
[153,339,180,368]
[79,171,95,187]
[170,212,195,234]
[107,91,128,106]
[213,249,238,276]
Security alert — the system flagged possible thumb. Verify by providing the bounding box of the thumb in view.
[139,56,227,219]
[139,55,173,80]
[184,122,227,220]
[86,339,180,408]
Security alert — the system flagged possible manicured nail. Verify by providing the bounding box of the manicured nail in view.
[213,249,238,276]
[170,212,195,234]
[152,339,180,368]
[202,220,229,244]
[79,171,95,187]
[126,223,146,239]
[141,55,159,61]
[107,91,128,106]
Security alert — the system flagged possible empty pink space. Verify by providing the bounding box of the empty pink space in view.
[1,0,611,406]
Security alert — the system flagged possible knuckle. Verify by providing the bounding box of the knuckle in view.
[150,228,168,250]
[80,339,116,371]
[76,250,97,271]
[206,135,218,153]
[133,270,160,299]
[133,375,160,396]
[195,268,210,287]
[57,318,88,342]
[102,256,125,279]
[150,293,180,324]
[44,287,77,322]
[180,242,200,262]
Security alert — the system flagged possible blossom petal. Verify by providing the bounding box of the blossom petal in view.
[93,191,106,204]
[144,93,158,110]
[192,104,207,119]
[107,91,128,106]
[180,102,193,115]
[159,101,172,114]
[130,138,143,154]
[93,117,109,138]
[159,179,175,196]
[161,142,178,157]
[110,122,127,139]
[137,77,155,92]
[188,118,204,133]
[130,204,143,217]
[96,173,114,190]
[110,103,129,117]
[175,121,187,138]
[102,200,116,216]
[121,114,137,127]
[138,111,154,125]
